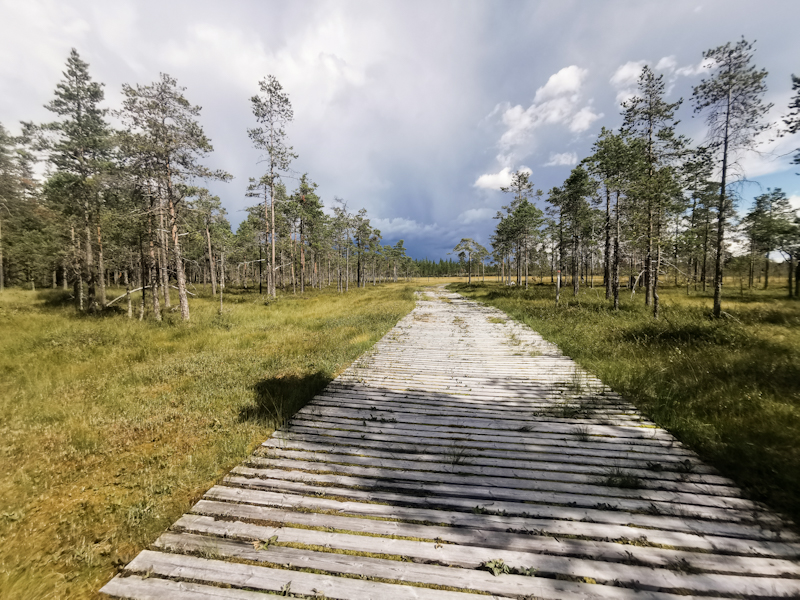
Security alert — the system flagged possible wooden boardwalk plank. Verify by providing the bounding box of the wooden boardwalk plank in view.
[102,287,800,599]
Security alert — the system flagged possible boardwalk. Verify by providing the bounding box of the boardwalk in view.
[102,287,800,599]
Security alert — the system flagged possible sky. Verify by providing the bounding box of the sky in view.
[1,0,799,260]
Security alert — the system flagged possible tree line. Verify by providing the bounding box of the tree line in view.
[0,50,412,320]
[485,38,800,317]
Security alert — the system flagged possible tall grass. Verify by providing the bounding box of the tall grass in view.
[452,281,800,527]
[0,283,416,599]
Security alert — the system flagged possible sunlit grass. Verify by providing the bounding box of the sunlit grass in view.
[452,280,800,527]
[0,283,417,599]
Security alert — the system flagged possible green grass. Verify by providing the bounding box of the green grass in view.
[451,281,800,527]
[0,283,417,599]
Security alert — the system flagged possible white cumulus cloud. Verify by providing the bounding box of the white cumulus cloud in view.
[610,60,646,104]
[655,55,677,72]
[473,166,532,190]
[493,65,596,153]
[570,106,603,132]
[534,65,587,102]
[544,152,578,167]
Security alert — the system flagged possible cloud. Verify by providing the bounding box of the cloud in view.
[674,58,714,77]
[457,207,496,224]
[544,152,578,167]
[611,55,713,104]
[610,60,646,104]
[534,65,586,102]
[473,166,532,190]
[493,65,595,154]
[570,106,603,132]
[735,121,800,178]
[371,216,443,238]
[655,55,677,72]
[789,195,800,213]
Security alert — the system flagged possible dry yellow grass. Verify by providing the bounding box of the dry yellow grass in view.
[0,283,417,599]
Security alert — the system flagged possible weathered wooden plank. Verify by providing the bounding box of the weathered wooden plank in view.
[223,475,793,542]
[189,499,800,577]
[119,550,517,600]
[203,485,800,556]
[289,415,697,454]
[101,575,274,599]
[293,404,675,441]
[256,446,738,499]
[261,437,735,487]
[172,515,800,597]
[268,430,724,477]
[274,426,709,467]
[243,456,763,514]
[155,531,721,600]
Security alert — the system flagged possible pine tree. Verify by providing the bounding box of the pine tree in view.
[43,49,111,311]
[693,38,771,317]
[119,73,230,321]
[621,66,686,318]
[784,74,800,168]
[249,75,297,298]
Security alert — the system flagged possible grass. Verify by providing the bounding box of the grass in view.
[450,280,800,526]
[0,282,417,599]
[602,467,644,490]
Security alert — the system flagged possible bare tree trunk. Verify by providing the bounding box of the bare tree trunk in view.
[97,225,106,306]
[572,232,579,296]
[219,253,224,314]
[158,196,170,308]
[604,186,611,299]
[270,185,276,298]
[84,195,96,312]
[165,170,189,321]
[653,206,663,319]
[148,213,162,322]
[645,201,653,307]
[613,191,621,310]
[138,235,145,320]
[206,221,217,296]
[713,88,731,319]
[795,261,800,298]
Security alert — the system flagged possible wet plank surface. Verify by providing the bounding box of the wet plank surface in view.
[102,287,800,599]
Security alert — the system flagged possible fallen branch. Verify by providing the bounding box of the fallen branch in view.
[171,285,196,296]
[106,285,194,307]
[106,287,149,307]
